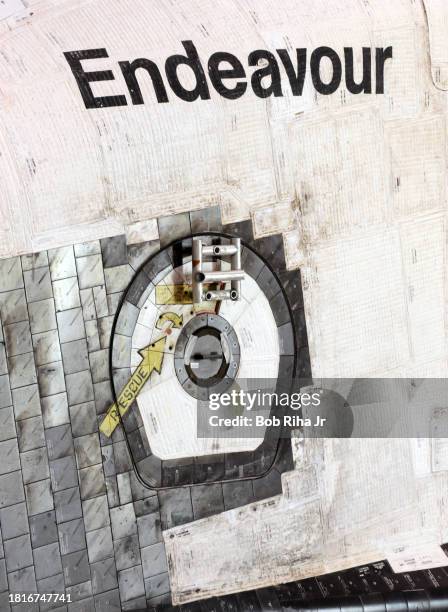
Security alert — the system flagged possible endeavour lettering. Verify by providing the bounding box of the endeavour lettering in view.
[63,41,393,110]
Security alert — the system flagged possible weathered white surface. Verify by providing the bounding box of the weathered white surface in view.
[423,0,448,90]
[1,0,439,260]
[165,320,448,600]
[0,0,25,21]
[166,437,448,603]
[1,0,448,605]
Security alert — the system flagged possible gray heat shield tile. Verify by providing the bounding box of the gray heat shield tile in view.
[29,511,58,548]
[49,455,78,492]
[25,479,54,516]
[79,464,106,501]
[21,447,50,484]
[4,534,33,572]
[82,496,110,533]
[118,564,145,602]
[54,487,82,524]
[28,298,57,334]
[62,549,90,587]
[33,541,63,580]
[0,406,16,441]
[61,339,89,375]
[12,384,41,420]
[0,471,25,508]
[0,502,29,540]
[58,518,86,555]
[17,415,45,452]
[86,526,114,564]
[91,556,118,594]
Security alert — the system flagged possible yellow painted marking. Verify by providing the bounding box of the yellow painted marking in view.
[156,284,192,304]
[100,337,166,437]
[194,301,217,314]
[156,312,183,329]
[155,284,219,313]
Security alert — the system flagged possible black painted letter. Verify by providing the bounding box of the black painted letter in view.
[119,58,169,104]
[63,49,127,109]
[310,47,342,95]
[277,48,307,96]
[375,46,393,94]
[165,40,210,102]
[208,52,247,99]
[344,47,372,94]
[249,50,283,98]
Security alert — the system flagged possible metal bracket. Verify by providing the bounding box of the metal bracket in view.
[192,237,245,304]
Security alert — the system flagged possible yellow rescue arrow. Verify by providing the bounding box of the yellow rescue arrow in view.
[100,336,166,437]
[156,312,183,329]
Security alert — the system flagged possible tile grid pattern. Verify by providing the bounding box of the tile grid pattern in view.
[0,207,307,611]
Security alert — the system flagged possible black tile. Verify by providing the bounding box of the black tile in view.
[133,496,159,518]
[113,440,132,473]
[254,234,285,271]
[215,594,239,611]
[297,347,312,379]
[299,578,324,600]
[169,237,193,269]
[240,247,264,280]
[402,570,434,590]
[126,273,152,307]
[243,442,277,478]
[129,470,152,502]
[291,307,309,349]
[256,266,282,301]
[100,235,128,268]
[256,588,282,610]
[127,240,161,272]
[158,212,191,247]
[235,591,261,611]
[278,269,304,312]
[162,460,194,487]
[278,355,295,380]
[224,452,250,480]
[223,219,254,242]
[274,439,294,474]
[190,207,222,233]
[136,455,162,489]
[142,250,172,284]
[191,484,224,520]
[182,602,203,612]
[273,582,303,604]
[252,468,283,501]
[270,291,291,327]
[157,487,193,529]
[222,480,254,510]
[193,455,225,483]
[315,574,348,598]
[121,404,139,433]
[127,429,147,463]
[199,598,220,612]
[278,322,295,356]
[339,569,370,595]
